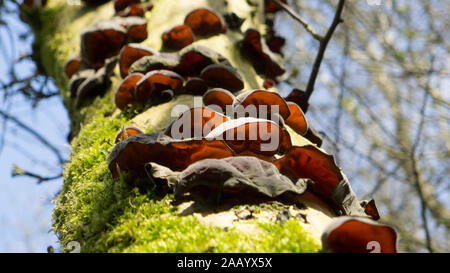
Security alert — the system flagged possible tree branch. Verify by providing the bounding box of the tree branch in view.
[12,164,62,184]
[0,109,65,164]
[270,0,323,41]
[305,0,345,102]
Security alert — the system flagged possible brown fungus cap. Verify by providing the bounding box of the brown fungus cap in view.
[114,0,140,12]
[266,31,285,54]
[129,53,180,75]
[162,24,195,51]
[75,58,117,107]
[115,126,144,143]
[135,70,183,102]
[173,156,307,203]
[175,45,230,77]
[80,21,127,67]
[223,12,245,31]
[200,64,244,92]
[184,77,208,95]
[119,43,157,78]
[303,126,323,147]
[264,0,287,13]
[233,90,291,120]
[115,73,144,110]
[274,146,366,216]
[285,88,309,113]
[118,4,145,17]
[69,69,95,98]
[205,117,292,158]
[285,102,308,135]
[184,8,226,37]
[202,88,235,112]
[321,216,397,253]
[108,132,234,179]
[362,199,381,221]
[165,107,229,139]
[64,55,81,78]
[116,16,148,42]
[263,79,275,89]
[241,29,285,79]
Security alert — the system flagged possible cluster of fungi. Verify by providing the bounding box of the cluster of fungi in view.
[61,0,397,253]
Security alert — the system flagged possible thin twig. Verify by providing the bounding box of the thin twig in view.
[270,0,323,41]
[0,109,65,164]
[12,164,62,184]
[305,0,345,102]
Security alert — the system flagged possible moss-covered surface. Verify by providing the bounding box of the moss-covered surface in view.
[53,103,321,252]
[30,0,323,252]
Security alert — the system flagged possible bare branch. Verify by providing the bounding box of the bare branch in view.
[305,0,345,103]
[0,109,65,164]
[12,164,62,184]
[269,0,323,41]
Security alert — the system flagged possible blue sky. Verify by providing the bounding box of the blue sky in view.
[0,1,69,251]
[0,95,69,252]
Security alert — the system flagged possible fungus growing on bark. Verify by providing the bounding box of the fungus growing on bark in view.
[73,58,117,107]
[285,102,308,136]
[266,31,285,54]
[173,156,308,204]
[274,146,366,216]
[303,126,323,147]
[114,0,140,12]
[263,79,275,89]
[264,0,286,13]
[206,117,292,158]
[285,88,309,113]
[119,43,157,78]
[108,132,233,179]
[233,90,291,120]
[129,53,180,75]
[361,199,380,221]
[165,107,229,139]
[184,8,226,37]
[117,16,148,42]
[200,64,244,92]
[69,69,95,98]
[175,45,230,77]
[241,29,285,79]
[184,77,208,95]
[321,216,397,253]
[75,60,116,107]
[162,24,195,50]
[223,12,245,30]
[115,73,143,110]
[81,21,127,67]
[115,126,143,143]
[64,55,81,78]
[135,70,183,103]
[202,88,235,112]
[118,4,144,17]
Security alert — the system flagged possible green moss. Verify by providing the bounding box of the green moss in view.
[36,0,321,253]
[53,104,320,252]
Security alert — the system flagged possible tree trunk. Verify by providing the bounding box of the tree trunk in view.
[29,0,335,252]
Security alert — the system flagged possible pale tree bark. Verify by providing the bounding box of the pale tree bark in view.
[26,0,349,252]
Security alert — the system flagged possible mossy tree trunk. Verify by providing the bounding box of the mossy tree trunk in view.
[28,0,335,252]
